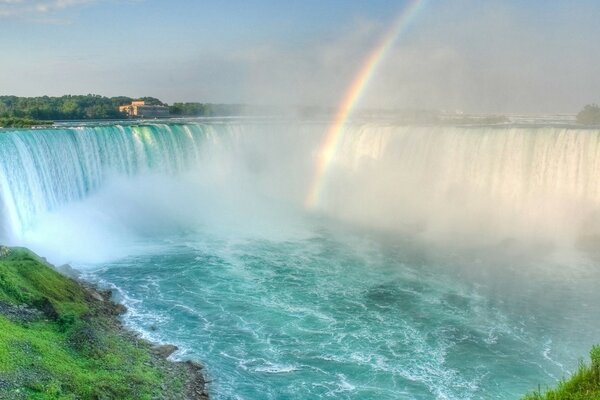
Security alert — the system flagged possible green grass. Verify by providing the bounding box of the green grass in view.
[523,346,600,400]
[0,248,88,315]
[0,247,190,399]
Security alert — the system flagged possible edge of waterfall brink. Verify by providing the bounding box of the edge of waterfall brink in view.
[0,246,209,400]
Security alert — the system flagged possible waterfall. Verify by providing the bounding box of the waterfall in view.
[0,123,218,240]
[1,121,600,250]
[323,124,600,245]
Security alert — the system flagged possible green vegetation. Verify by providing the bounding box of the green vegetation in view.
[0,95,263,120]
[168,102,266,117]
[0,95,164,120]
[522,346,600,400]
[0,117,54,128]
[169,102,214,117]
[577,104,600,124]
[0,247,205,399]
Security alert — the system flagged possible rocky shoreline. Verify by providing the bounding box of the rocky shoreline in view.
[78,284,210,400]
[0,246,208,399]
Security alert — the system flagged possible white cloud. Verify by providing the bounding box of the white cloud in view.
[0,0,94,17]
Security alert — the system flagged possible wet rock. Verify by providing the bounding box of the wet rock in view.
[186,360,204,370]
[108,302,127,315]
[56,264,81,279]
[152,344,178,358]
[88,290,105,303]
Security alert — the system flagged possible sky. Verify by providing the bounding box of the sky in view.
[1,0,600,113]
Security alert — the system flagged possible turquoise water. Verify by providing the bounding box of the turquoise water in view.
[2,121,600,399]
[83,225,600,399]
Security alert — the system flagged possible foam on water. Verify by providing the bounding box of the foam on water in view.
[75,226,600,399]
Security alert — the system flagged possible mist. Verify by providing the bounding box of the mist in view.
[3,121,599,267]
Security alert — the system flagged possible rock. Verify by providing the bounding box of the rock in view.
[0,301,43,322]
[109,303,127,315]
[152,344,178,358]
[186,360,204,370]
[88,290,104,302]
[56,264,81,279]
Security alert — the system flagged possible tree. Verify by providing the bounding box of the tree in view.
[576,104,600,124]
[138,97,165,106]
[0,95,147,120]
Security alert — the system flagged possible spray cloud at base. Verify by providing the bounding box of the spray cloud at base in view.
[2,121,600,264]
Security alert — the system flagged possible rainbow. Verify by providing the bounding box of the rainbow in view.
[305,0,427,209]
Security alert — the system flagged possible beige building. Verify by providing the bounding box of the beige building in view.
[119,101,169,118]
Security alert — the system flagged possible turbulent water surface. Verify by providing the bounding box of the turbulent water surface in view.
[2,120,600,399]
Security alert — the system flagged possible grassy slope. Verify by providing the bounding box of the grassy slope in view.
[0,247,196,400]
[522,347,600,400]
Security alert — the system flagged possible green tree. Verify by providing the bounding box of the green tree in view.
[61,100,79,119]
[576,104,600,124]
[0,95,148,120]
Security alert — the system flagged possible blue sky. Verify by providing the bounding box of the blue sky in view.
[1,0,600,113]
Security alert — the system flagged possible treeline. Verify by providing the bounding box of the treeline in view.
[0,117,54,128]
[0,95,164,120]
[576,104,600,124]
[169,102,278,117]
[0,95,268,120]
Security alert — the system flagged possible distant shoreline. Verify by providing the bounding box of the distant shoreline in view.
[0,117,53,128]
